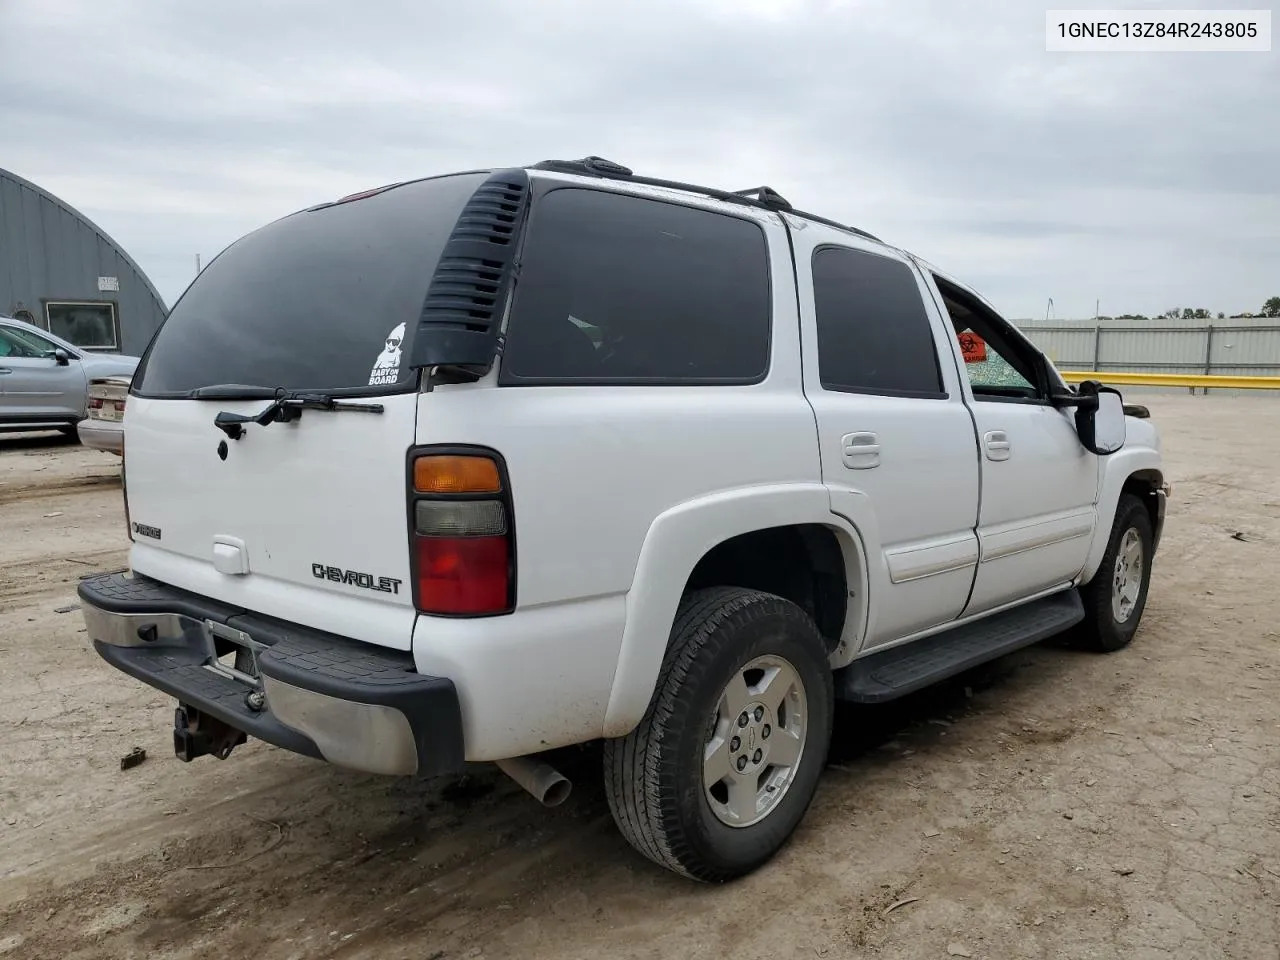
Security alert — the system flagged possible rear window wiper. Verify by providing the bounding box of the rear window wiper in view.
[210,389,384,440]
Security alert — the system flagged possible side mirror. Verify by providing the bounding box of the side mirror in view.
[53,348,71,366]
[1073,380,1126,455]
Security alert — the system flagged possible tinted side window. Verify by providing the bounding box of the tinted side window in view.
[812,246,944,398]
[500,188,771,384]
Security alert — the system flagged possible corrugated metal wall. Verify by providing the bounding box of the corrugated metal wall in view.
[0,168,167,355]
[1016,319,1280,378]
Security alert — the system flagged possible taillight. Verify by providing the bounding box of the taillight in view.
[88,397,104,410]
[408,449,515,616]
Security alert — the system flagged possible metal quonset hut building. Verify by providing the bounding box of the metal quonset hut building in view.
[0,167,167,355]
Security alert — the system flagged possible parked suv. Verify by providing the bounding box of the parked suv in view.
[79,158,1167,882]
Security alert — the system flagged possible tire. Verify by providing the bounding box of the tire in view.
[1075,493,1154,652]
[603,586,834,882]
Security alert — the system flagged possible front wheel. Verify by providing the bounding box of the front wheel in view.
[1075,493,1154,652]
[603,587,834,882]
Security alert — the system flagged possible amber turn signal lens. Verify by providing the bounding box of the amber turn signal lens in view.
[413,455,502,494]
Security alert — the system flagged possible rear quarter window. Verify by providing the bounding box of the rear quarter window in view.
[133,172,488,397]
[499,187,772,385]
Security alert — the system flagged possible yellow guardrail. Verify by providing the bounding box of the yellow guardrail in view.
[1059,370,1280,390]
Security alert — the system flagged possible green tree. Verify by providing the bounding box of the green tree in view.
[1217,312,1225,319]
[1181,308,1195,320]
[1262,297,1280,318]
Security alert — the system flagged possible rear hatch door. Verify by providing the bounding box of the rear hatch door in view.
[124,172,490,650]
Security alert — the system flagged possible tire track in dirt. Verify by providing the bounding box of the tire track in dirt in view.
[0,547,128,607]
[0,763,620,960]
[0,471,120,506]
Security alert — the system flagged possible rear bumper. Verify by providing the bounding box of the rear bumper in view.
[77,419,124,454]
[79,572,465,777]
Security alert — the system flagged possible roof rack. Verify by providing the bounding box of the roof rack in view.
[527,157,882,243]
[731,186,793,212]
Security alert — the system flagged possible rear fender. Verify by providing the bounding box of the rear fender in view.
[601,483,867,738]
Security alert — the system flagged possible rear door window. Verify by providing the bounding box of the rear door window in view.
[499,187,772,385]
[811,246,945,399]
[133,172,488,397]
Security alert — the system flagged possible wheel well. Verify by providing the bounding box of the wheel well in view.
[1122,469,1163,533]
[684,525,849,651]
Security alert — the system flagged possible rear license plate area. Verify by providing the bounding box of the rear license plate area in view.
[200,620,265,689]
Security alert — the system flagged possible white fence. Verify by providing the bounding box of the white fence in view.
[1014,319,1280,380]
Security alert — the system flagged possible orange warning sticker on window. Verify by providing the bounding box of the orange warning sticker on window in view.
[958,331,987,363]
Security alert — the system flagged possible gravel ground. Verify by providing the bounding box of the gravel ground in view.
[1,394,1278,960]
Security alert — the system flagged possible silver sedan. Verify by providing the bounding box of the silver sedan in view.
[0,315,139,440]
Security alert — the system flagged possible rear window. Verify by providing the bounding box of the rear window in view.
[499,187,771,385]
[133,172,488,397]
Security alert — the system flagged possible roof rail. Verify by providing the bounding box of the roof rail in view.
[527,157,882,243]
[731,186,793,212]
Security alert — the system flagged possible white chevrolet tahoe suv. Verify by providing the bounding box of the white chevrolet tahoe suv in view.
[80,157,1167,882]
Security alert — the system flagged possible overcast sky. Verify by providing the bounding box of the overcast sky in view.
[2,0,1276,318]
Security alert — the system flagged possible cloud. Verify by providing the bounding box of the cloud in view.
[1,0,1276,317]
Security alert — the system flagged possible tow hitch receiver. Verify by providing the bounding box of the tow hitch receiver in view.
[174,704,248,762]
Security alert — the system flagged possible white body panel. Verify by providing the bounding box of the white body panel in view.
[125,393,420,650]
[1079,416,1163,583]
[410,213,827,756]
[790,226,981,648]
[915,266,1105,614]
[963,401,1099,613]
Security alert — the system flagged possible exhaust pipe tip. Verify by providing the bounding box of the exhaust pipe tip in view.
[495,756,572,807]
[541,776,572,807]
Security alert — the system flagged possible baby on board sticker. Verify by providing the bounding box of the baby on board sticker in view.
[369,323,405,386]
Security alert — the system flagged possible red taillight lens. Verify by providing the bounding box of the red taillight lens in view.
[408,449,515,617]
[88,397,104,409]
[415,536,509,614]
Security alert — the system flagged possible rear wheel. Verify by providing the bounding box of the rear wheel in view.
[1076,493,1153,652]
[603,587,834,881]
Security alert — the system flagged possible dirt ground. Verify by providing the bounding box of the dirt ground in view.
[1,394,1279,960]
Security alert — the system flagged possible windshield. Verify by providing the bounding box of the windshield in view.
[133,172,488,398]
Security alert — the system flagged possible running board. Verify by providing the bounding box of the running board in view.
[834,591,1085,703]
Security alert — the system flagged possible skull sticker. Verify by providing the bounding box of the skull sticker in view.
[368,322,405,386]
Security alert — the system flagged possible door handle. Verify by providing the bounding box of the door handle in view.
[841,431,881,469]
[0,368,12,374]
[984,430,1011,461]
